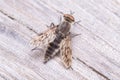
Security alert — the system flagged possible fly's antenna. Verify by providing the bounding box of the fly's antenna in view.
[56,10,64,15]
[73,20,81,25]
[70,10,75,15]
[56,10,64,23]
[56,10,75,15]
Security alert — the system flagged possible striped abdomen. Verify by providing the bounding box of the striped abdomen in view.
[44,33,64,63]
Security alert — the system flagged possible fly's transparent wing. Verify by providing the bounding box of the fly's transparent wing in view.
[31,26,57,47]
[60,34,72,68]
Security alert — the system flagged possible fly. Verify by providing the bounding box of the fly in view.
[31,14,76,69]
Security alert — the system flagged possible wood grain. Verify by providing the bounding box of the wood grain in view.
[0,0,120,80]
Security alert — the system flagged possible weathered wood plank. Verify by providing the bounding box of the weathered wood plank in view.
[0,0,120,80]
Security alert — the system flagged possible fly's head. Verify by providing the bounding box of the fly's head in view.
[63,14,75,23]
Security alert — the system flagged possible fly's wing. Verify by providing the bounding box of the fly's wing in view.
[60,34,72,69]
[31,26,57,47]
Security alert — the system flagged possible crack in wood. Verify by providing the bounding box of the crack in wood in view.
[0,10,15,20]
[26,26,39,35]
[0,9,39,40]
[0,10,40,36]
[76,58,110,80]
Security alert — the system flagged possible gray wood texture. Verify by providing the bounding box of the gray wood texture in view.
[0,0,120,80]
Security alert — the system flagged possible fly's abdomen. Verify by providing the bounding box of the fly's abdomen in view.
[44,33,64,63]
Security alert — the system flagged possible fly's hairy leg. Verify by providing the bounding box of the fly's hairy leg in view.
[70,32,81,38]
[46,23,55,28]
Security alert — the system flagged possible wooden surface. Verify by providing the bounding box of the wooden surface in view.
[0,0,120,80]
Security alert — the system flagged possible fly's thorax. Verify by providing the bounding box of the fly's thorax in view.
[57,21,71,36]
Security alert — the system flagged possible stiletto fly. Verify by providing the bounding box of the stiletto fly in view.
[31,14,75,69]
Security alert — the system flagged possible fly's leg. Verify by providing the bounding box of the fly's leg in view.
[58,15,62,23]
[31,47,41,51]
[70,32,81,38]
[46,23,55,28]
